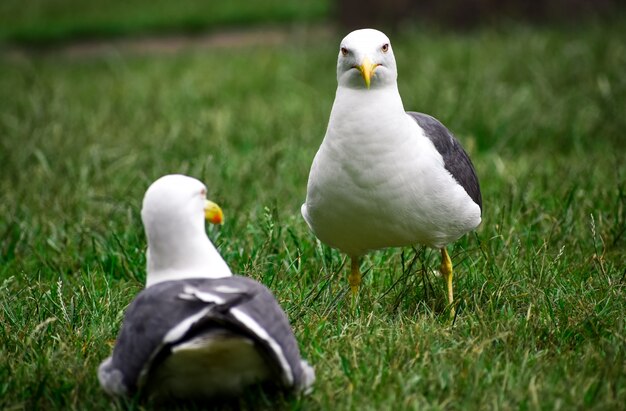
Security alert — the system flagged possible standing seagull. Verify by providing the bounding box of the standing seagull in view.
[302,29,482,313]
[99,174,314,401]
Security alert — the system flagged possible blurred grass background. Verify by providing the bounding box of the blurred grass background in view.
[1,1,625,410]
[0,0,330,44]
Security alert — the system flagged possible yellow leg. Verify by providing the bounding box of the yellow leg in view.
[440,247,455,316]
[348,257,362,295]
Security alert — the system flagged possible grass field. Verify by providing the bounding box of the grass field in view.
[1,18,625,411]
[0,0,330,44]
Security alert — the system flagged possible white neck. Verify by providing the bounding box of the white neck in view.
[327,84,409,145]
[144,225,232,287]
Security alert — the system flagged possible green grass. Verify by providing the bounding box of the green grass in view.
[1,21,625,410]
[0,0,330,44]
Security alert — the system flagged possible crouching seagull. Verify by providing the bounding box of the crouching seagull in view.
[301,29,482,315]
[99,174,314,401]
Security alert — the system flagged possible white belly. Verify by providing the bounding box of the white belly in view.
[302,120,481,255]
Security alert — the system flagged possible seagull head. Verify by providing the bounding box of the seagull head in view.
[142,174,223,234]
[141,174,231,287]
[336,28,397,90]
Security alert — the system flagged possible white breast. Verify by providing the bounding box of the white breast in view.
[302,88,481,255]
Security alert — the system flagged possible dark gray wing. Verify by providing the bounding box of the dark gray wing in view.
[99,276,312,395]
[173,276,312,391]
[407,112,482,211]
[99,279,242,394]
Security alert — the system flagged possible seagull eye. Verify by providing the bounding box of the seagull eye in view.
[381,43,389,53]
[340,47,348,56]
[200,188,206,197]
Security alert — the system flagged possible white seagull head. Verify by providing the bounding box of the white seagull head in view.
[336,28,398,90]
[141,174,231,287]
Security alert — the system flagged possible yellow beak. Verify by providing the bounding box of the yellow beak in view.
[357,57,379,89]
[204,200,224,225]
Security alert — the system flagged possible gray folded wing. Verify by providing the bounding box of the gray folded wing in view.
[407,111,482,211]
[98,276,313,397]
